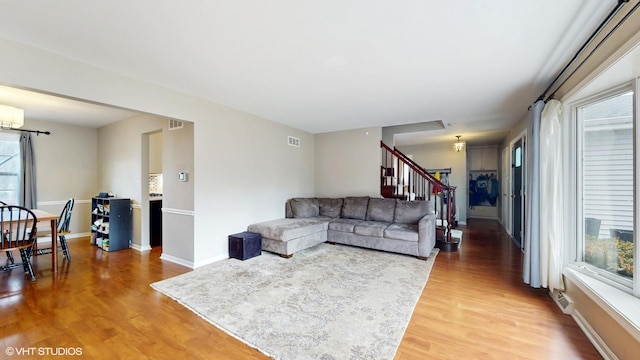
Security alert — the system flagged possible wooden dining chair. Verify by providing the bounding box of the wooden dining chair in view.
[0,205,38,281]
[0,200,14,265]
[33,198,74,262]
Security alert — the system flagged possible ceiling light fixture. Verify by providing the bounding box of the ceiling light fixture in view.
[0,104,24,129]
[453,135,465,152]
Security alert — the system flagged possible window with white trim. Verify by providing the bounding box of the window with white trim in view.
[574,83,636,293]
[0,133,20,205]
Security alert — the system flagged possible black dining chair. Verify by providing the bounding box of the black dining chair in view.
[0,205,38,281]
[0,200,14,265]
[33,198,74,262]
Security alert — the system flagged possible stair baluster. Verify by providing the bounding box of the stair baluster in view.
[380,141,458,243]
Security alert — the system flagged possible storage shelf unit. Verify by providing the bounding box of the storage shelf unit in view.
[91,197,132,252]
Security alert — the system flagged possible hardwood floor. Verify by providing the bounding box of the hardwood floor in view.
[0,219,601,359]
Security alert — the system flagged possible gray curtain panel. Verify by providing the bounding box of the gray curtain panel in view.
[523,100,544,288]
[19,133,37,209]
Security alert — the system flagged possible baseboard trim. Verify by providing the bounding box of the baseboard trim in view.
[158,253,228,269]
[130,243,152,253]
[193,254,229,268]
[160,253,195,268]
[160,253,227,269]
[572,309,619,360]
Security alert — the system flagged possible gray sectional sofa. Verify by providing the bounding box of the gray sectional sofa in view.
[247,196,436,259]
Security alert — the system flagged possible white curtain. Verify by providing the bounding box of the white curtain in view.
[523,100,544,287]
[539,100,564,292]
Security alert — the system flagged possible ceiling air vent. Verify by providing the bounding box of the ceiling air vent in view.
[169,119,183,130]
[288,136,300,147]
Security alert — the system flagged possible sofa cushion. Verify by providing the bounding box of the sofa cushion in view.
[384,223,419,242]
[354,221,391,237]
[341,196,369,220]
[318,198,344,218]
[366,198,396,223]
[393,200,431,224]
[328,218,363,233]
[248,218,328,241]
[290,198,320,218]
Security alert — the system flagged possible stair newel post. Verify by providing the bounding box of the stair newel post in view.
[447,193,451,241]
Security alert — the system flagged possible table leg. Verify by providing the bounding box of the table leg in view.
[51,219,58,273]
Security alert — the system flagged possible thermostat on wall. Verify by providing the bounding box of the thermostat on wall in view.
[178,172,188,182]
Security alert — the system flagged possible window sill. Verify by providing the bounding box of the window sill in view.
[564,266,640,342]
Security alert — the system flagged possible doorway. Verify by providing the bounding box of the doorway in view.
[511,136,525,250]
[148,131,163,248]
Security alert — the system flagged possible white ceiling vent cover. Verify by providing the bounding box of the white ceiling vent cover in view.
[288,136,300,147]
[169,119,183,130]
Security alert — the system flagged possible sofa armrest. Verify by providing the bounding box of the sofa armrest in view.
[417,213,436,258]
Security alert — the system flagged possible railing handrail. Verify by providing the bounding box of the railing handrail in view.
[380,141,452,191]
[380,141,434,183]
[380,141,457,242]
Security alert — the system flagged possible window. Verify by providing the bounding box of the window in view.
[575,85,636,291]
[0,133,20,205]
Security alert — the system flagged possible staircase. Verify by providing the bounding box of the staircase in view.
[380,141,461,249]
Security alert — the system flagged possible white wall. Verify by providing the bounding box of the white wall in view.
[148,132,162,174]
[161,122,194,264]
[98,113,165,250]
[397,142,468,224]
[193,111,314,266]
[314,127,381,198]
[28,118,98,238]
[0,38,315,267]
[98,114,164,202]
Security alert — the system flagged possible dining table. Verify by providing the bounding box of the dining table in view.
[31,209,60,273]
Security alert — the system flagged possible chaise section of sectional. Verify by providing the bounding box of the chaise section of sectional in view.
[247,217,330,258]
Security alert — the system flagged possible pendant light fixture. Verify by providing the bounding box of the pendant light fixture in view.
[453,135,465,152]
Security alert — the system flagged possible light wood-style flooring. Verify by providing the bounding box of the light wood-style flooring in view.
[0,219,601,359]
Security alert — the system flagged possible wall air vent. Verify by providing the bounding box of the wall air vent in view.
[288,136,300,147]
[169,119,183,130]
[551,291,574,314]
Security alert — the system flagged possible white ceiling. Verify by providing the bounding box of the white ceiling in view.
[0,0,617,144]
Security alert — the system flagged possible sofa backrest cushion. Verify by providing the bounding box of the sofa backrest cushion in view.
[366,198,396,223]
[318,198,344,218]
[394,199,432,224]
[290,198,320,218]
[341,196,369,220]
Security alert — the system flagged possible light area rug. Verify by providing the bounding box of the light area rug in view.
[151,243,439,360]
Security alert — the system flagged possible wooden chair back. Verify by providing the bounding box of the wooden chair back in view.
[0,205,38,251]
